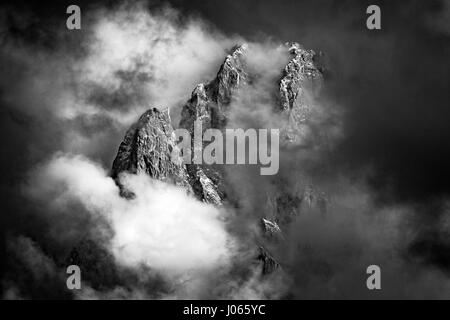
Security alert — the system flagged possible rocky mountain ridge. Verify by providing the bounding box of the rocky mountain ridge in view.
[111,42,326,275]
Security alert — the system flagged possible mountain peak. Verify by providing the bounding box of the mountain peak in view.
[111,107,192,194]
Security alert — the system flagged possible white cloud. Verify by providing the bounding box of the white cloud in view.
[73,4,237,124]
[28,154,235,277]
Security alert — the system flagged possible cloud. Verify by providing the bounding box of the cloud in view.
[0,1,237,166]
[27,154,235,276]
[24,152,291,299]
[277,179,450,299]
[79,3,237,122]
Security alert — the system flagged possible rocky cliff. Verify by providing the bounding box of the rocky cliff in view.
[178,44,248,205]
[111,42,326,275]
[279,42,323,145]
[111,107,192,196]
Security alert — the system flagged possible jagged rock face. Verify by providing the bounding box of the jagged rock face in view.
[178,45,247,204]
[279,42,323,145]
[214,44,248,109]
[264,42,328,233]
[179,45,247,132]
[257,246,280,275]
[279,42,322,112]
[111,45,248,205]
[110,42,327,276]
[192,166,223,205]
[111,108,192,193]
[261,218,282,238]
[266,186,328,228]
